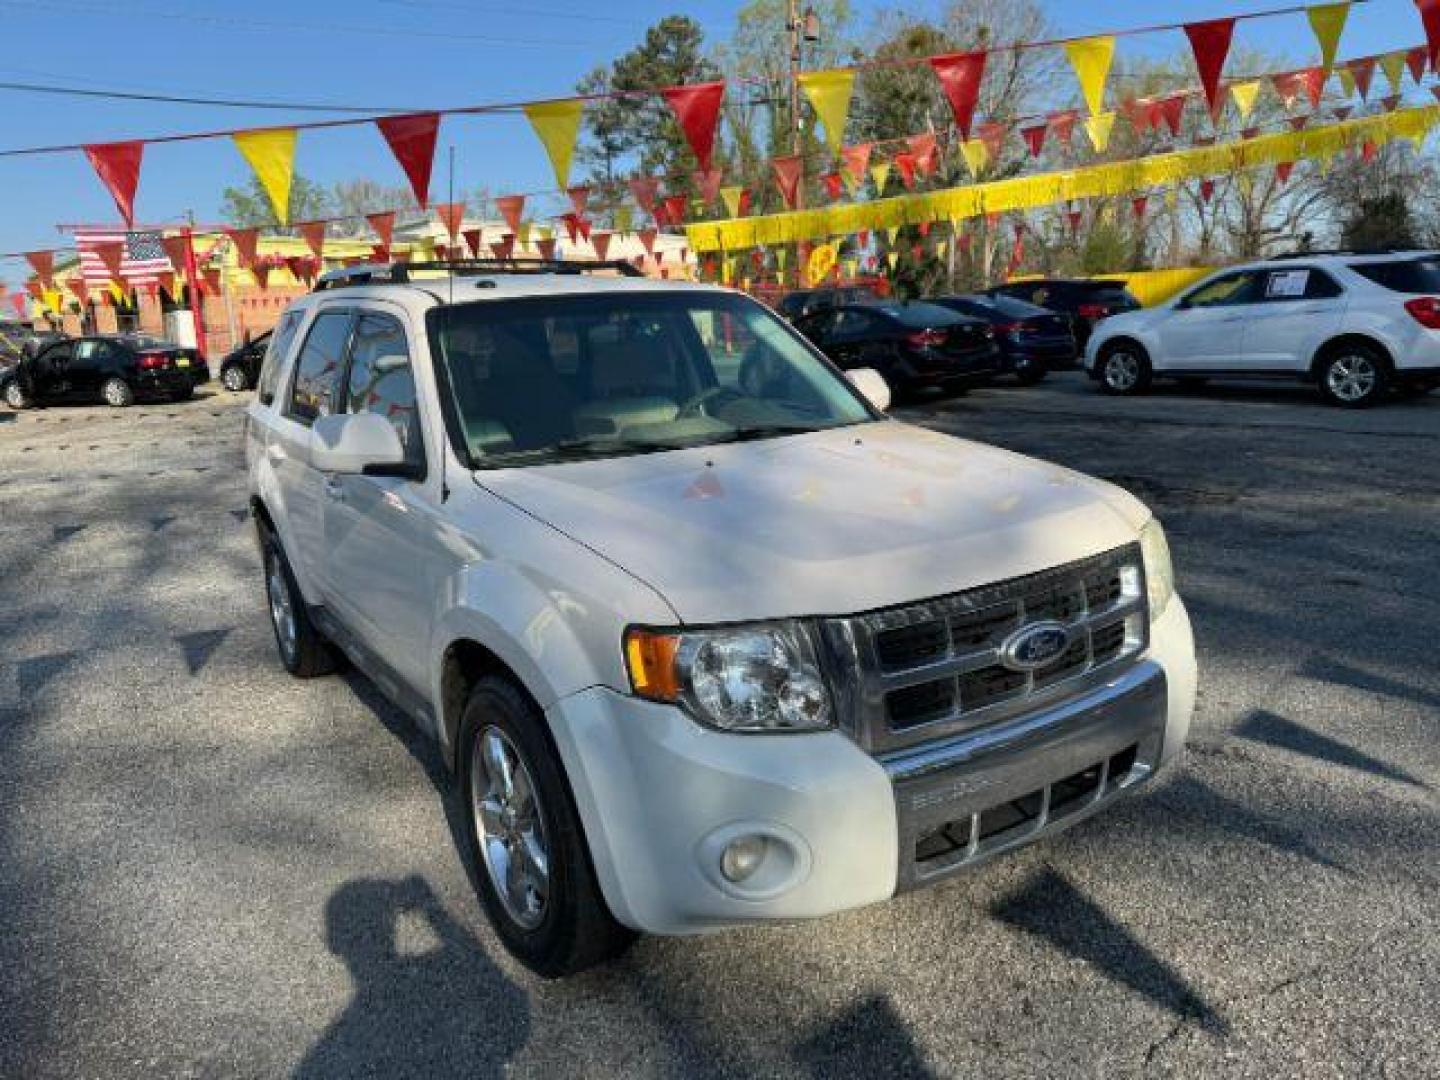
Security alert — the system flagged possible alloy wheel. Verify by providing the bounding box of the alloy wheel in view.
[222,366,247,392]
[471,725,550,931]
[266,556,298,665]
[1105,352,1140,391]
[1326,354,1377,403]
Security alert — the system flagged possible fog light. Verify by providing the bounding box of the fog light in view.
[719,835,768,882]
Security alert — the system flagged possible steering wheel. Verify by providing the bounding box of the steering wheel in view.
[678,385,745,418]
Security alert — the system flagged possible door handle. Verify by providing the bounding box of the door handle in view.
[322,477,345,502]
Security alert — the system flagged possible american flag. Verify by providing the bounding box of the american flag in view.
[73,227,173,287]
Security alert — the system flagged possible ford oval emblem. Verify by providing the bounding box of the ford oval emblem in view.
[1000,621,1073,672]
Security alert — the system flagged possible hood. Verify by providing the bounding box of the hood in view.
[477,421,1149,624]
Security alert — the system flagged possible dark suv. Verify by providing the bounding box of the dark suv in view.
[987,279,1140,348]
[775,286,880,323]
[2,334,206,409]
[219,329,271,391]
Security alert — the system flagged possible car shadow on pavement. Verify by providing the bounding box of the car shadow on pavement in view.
[794,993,936,1078]
[1235,709,1428,790]
[993,867,1229,1038]
[294,874,530,1079]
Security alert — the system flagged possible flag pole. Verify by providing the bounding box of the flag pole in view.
[180,223,208,362]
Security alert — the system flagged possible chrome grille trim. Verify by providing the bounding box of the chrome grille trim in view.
[821,544,1148,755]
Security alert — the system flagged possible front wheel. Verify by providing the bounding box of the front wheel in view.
[101,376,134,408]
[261,532,338,678]
[1097,343,1152,395]
[459,677,634,977]
[1318,345,1388,408]
[2,379,31,409]
[221,364,249,392]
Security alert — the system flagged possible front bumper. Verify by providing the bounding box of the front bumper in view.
[547,598,1195,935]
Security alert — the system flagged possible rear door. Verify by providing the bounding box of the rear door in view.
[1155,270,1263,371]
[827,308,890,369]
[1239,267,1346,372]
[68,339,109,397]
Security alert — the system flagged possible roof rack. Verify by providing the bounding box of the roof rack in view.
[1268,248,1405,260]
[312,257,645,292]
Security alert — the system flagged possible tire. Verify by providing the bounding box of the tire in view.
[101,376,134,408]
[459,676,635,977]
[1014,362,1047,386]
[1097,341,1152,395]
[2,378,31,410]
[261,531,338,678]
[221,364,249,392]
[1318,343,1389,408]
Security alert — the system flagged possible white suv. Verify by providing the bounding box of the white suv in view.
[246,261,1197,976]
[1086,252,1440,407]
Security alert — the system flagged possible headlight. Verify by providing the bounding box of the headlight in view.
[1139,517,1175,620]
[624,622,832,732]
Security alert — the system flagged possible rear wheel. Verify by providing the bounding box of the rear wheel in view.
[1097,342,1151,395]
[101,376,134,408]
[262,532,338,678]
[3,379,31,409]
[1318,343,1388,408]
[459,676,634,977]
[221,364,249,392]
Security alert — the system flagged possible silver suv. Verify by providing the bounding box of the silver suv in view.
[246,260,1197,976]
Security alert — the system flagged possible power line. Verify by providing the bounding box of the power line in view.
[0,79,426,114]
[374,0,645,28]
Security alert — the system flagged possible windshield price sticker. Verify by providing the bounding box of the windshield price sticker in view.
[1267,270,1309,298]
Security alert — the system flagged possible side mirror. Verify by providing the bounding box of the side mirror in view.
[847,367,891,412]
[310,412,415,477]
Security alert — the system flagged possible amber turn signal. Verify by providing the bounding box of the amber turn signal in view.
[624,628,683,702]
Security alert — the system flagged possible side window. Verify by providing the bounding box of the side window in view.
[1183,272,1260,308]
[1260,268,1319,302]
[834,310,876,336]
[74,340,99,361]
[258,310,304,406]
[342,313,423,469]
[1304,269,1343,300]
[286,311,352,425]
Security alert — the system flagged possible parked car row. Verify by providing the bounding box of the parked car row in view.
[1,333,208,409]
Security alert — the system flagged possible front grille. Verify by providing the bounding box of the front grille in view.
[822,545,1147,754]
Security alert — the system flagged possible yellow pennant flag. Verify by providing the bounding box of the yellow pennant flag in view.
[885,251,898,273]
[523,99,584,189]
[870,162,891,193]
[538,224,555,242]
[1307,2,1350,71]
[233,128,297,225]
[935,239,949,261]
[1084,112,1117,153]
[1237,171,1255,199]
[960,138,989,178]
[43,289,63,313]
[515,220,532,246]
[1065,36,1116,116]
[776,246,788,272]
[614,206,633,233]
[720,185,744,219]
[807,242,838,284]
[1336,66,1356,98]
[842,258,858,279]
[1380,51,1407,93]
[1229,80,1262,121]
[1165,186,1180,211]
[798,69,857,154]
[884,226,899,244]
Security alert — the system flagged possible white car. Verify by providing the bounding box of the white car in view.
[1085,252,1440,407]
[246,260,1197,976]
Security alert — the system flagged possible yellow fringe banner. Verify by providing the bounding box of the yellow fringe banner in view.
[685,105,1438,254]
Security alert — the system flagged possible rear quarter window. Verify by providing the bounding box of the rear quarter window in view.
[257,310,305,405]
[1349,259,1440,294]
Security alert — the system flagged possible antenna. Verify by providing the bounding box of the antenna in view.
[439,142,454,502]
[447,144,456,308]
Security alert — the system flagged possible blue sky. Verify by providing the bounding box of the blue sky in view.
[0,0,1428,283]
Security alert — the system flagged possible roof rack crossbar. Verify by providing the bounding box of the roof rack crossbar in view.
[312,257,645,291]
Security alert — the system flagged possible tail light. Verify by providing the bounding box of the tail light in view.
[1076,303,1109,321]
[137,352,170,370]
[1404,296,1440,329]
[995,322,1026,334]
[904,329,947,348]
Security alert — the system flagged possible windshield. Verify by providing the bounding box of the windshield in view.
[429,290,875,468]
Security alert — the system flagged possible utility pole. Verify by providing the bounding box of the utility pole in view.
[786,2,819,284]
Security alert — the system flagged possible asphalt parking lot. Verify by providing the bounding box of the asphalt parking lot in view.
[1,375,1436,1079]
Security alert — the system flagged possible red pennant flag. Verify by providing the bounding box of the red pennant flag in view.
[1362,139,1378,162]
[536,237,557,260]
[1119,98,1148,135]
[1408,44,1430,82]
[693,168,723,206]
[11,293,28,318]
[1067,209,1083,233]
[591,231,612,260]
[1184,18,1236,116]
[1288,115,1310,132]
[907,132,939,176]
[1333,104,1353,120]
[917,221,932,238]
[1020,122,1048,158]
[894,153,917,189]
[461,228,482,257]
[840,143,873,185]
[662,81,725,171]
[252,263,271,290]
[560,213,580,244]
[433,202,465,242]
[225,228,260,267]
[654,250,666,267]
[1380,93,1402,112]
[637,228,657,257]
[1132,196,1148,220]
[366,211,396,254]
[1276,161,1295,185]
[857,229,870,247]
[492,195,524,237]
[284,256,312,284]
[1049,110,1079,147]
[1432,84,1440,103]
[771,154,803,209]
[1200,179,1216,203]
[82,141,144,226]
[490,235,515,260]
[1301,67,1327,108]
[821,172,844,201]
[24,251,54,286]
[567,185,590,217]
[375,112,440,207]
[25,281,43,301]
[296,221,327,260]
[160,235,190,271]
[662,194,687,226]
[370,243,390,262]
[1347,57,1377,100]
[66,276,90,305]
[1159,95,1187,137]
[1419,0,1440,71]
[629,176,660,217]
[202,268,221,294]
[95,240,126,280]
[929,51,987,140]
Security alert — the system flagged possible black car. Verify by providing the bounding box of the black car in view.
[1,334,206,409]
[986,278,1141,348]
[219,329,271,391]
[795,301,1002,399]
[930,294,1078,383]
[776,286,879,323]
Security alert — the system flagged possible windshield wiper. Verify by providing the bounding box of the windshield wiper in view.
[707,423,827,445]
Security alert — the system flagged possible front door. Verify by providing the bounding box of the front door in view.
[30,342,75,400]
[321,309,442,697]
[1240,267,1347,372]
[68,339,107,399]
[1155,270,1263,371]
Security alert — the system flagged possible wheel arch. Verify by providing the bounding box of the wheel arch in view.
[1097,334,1151,362]
[1310,333,1394,380]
